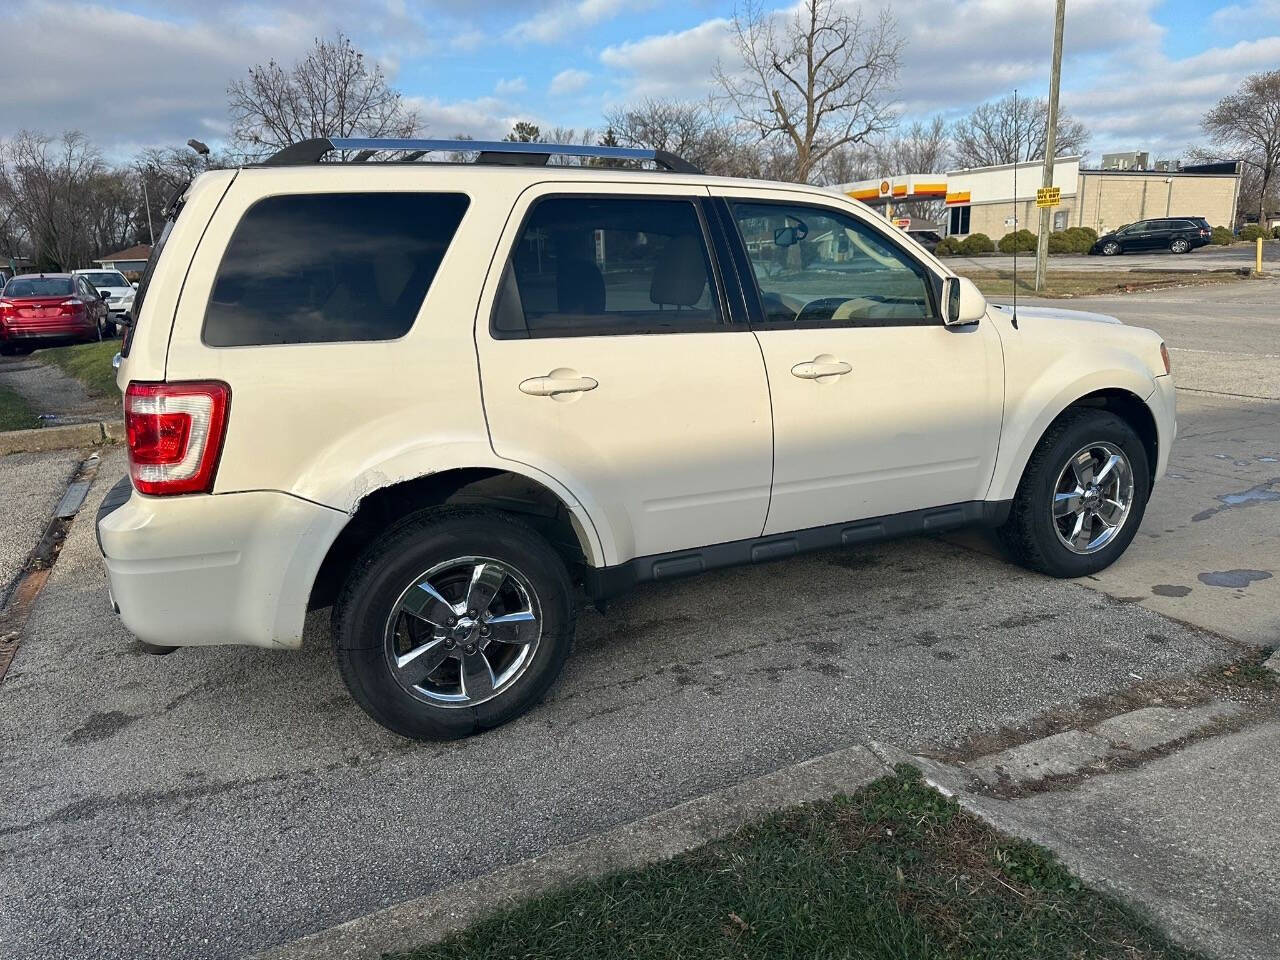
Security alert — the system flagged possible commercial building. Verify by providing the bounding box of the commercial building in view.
[839,157,1242,240]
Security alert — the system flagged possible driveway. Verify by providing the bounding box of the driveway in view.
[2,279,1278,960]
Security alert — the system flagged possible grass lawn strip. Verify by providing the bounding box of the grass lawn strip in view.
[393,767,1201,960]
[965,269,1245,299]
[31,340,122,399]
[0,384,39,432]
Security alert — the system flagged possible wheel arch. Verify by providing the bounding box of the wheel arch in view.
[309,467,603,610]
[991,382,1159,503]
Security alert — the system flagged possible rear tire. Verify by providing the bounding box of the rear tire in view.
[1170,238,1189,254]
[332,507,577,740]
[998,409,1150,578]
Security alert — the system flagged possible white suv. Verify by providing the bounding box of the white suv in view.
[97,138,1175,739]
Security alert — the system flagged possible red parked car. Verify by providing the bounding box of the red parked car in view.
[0,273,109,355]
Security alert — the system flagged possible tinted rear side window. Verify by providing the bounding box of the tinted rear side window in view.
[204,192,469,346]
[492,196,723,338]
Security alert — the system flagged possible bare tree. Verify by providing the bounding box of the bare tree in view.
[714,0,901,184]
[950,94,1088,168]
[878,115,948,174]
[133,145,230,243]
[543,126,597,165]
[604,98,763,177]
[0,131,106,269]
[813,141,877,186]
[228,33,420,158]
[1202,70,1280,227]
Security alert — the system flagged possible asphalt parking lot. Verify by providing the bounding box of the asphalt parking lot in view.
[2,277,1278,960]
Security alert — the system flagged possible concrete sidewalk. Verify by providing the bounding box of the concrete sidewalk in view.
[969,720,1280,960]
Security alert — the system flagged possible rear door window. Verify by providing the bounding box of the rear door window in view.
[491,196,724,338]
[203,192,469,347]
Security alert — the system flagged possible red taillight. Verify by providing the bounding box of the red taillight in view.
[60,298,84,316]
[0,300,12,323]
[124,381,230,495]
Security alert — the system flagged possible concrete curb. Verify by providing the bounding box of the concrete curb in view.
[0,421,121,456]
[256,744,891,960]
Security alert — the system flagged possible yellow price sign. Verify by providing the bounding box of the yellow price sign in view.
[1036,186,1062,208]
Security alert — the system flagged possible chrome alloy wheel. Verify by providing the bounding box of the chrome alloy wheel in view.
[1052,442,1135,555]
[384,557,542,707]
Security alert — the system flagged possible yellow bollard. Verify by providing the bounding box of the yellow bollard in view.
[1259,237,1265,276]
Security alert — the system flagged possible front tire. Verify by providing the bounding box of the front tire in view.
[1102,241,1121,256]
[998,409,1150,578]
[333,507,577,740]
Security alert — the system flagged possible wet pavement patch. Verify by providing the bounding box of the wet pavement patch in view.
[1152,584,1193,597]
[1197,569,1273,589]
[1192,478,1280,522]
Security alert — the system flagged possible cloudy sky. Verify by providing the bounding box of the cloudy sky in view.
[2,0,1278,165]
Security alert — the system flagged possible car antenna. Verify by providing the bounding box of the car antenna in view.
[1011,87,1019,330]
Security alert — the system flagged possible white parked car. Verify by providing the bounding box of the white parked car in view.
[72,269,135,334]
[97,139,1175,740]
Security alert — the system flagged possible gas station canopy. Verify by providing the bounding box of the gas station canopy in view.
[837,174,958,206]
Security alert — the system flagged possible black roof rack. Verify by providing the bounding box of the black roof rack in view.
[261,137,702,174]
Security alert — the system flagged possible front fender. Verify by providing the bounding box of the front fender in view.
[988,355,1159,503]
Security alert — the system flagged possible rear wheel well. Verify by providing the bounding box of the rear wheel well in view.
[1056,389,1157,490]
[310,469,590,609]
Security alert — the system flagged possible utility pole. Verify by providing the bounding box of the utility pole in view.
[1034,0,1067,292]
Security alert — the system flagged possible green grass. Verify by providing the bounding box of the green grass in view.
[32,339,122,399]
[0,384,39,432]
[965,268,1244,300]
[393,768,1201,960]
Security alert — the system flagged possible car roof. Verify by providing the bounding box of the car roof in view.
[10,272,72,279]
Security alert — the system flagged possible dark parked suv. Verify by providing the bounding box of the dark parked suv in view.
[1090,217,1212,256]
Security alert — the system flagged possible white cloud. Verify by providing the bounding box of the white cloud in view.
[495,76,528,95]
[0,0,317,154]
[507,0,644,44]
[1211,0,1280,30]
[549,69,593,95]
[599,18,735,100]
[401,94,519,139]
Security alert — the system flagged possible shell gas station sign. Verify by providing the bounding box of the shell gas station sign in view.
[842,174,948,207]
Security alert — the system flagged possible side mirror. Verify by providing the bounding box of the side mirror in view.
[131,282,139,290]
[98,290,110,300]
[943,276,986,326]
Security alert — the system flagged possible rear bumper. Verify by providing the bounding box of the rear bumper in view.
[1,321,93,341]
[96,480,348,650]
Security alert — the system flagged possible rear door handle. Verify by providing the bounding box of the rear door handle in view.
[519,370,599,398]
[791,355,852,381]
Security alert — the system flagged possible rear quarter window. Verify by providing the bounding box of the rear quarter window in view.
[203,192,469,347]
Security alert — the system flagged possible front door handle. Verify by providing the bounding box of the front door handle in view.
[791,355,852,381]
[519,369,599,398]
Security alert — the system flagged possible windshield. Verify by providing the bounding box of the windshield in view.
[79,271,128,288]
[4,277,74,297]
